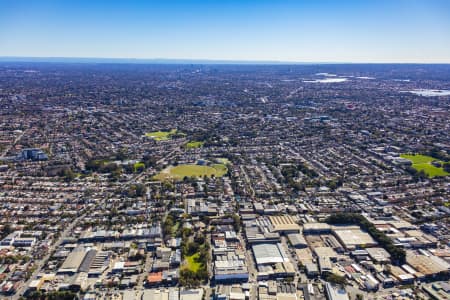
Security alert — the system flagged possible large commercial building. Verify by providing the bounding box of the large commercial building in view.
[303,223,332,234]
[142,288,179,300]
[366,247,391,263]
[332,226,377,250]
[406,251,450,277]
[286,233,308,248]
[57,247,90,275]
[18,148,48,161]
[244,218,281,244]
[268,215,301,233]
[252,243,295,280]
[325,283,350,300]
[214,259,249,282]
[252,243,288,265]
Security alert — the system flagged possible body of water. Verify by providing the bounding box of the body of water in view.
[404,89,450,97]
[304,78,348,83]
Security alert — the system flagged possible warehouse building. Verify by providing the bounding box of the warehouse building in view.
[244,218,281,244]
[314,247,338,261]
[366,247,391,263]
[180,289,203,300]
[252,243,295,280]
[57,247,89,275]
[405,251,450,277]
[142,288,179,300]
[268,215,301,233]
[303,223,332,234]
[286,233,308,248]
[252,243,288,265]
[214,259,249,282]
[318,257,332,275]
[332,226,377,250]
[325,283,350,300]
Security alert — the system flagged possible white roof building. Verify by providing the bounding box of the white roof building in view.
[252,243,288,265]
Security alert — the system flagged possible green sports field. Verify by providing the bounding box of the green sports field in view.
[186,141,204,149]
[400,154,449,178]
[153,163,228,181]
[145,129,178,141]
[133,162,145,172]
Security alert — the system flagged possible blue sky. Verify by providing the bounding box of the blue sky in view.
[1,0,450,62]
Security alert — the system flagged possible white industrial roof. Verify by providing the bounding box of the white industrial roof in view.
[252,243,286,265]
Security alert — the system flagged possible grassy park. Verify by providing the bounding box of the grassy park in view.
[145,129,179,141]
[184,253,202,272]
[133,162,145,172]
[400,154,449,178]
[153,163,227,181]
[185,141,204,149]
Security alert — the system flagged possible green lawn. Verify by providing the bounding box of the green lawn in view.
[400,154,435,164]
[186,141,204,149]
[145,129,178,141]
[211,163,228,174]
[133,162,145,172]
[153,163,228,181]
[400,154,449,178]
[216,158,231,165]
[185,253,202,272]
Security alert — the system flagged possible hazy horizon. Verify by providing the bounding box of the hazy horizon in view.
[1,0,450,63]
[1,56,450,65]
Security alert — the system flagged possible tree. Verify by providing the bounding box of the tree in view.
[444,162,450,173]
[326,213,406,264]
[179,269,200,288]
[134,183,146,197]
[115,148,128,161]
[26,291,78,300]
[196,267,209,281]
[325,273,347,285]
[85,159,102,172]
[47,291,78,300]
[59,168,76,182]
[187,242,200,256]
[125,184,144,197]
[1,224,12,239]
[163,215,175,237]
[194,233,205,244]
[232,213,241,232]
